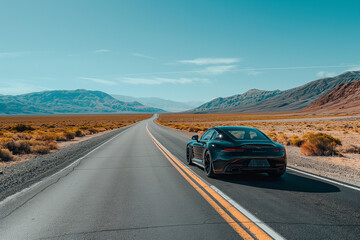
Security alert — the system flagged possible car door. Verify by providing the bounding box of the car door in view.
[192,130,214,163]
[198,130,215,162]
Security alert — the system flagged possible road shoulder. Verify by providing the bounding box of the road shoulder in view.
[0,125,132,201]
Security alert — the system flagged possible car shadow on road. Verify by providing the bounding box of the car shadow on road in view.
[214,172,340,193]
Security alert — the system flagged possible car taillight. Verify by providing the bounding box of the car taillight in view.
[221,148,245,152]
[272,148,285,152]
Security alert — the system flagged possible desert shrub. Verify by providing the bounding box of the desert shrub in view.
[30,145,50,154]
[88,127,98,134]
[12,124,34,132]
[55,133,67,141]
[300,133,341,156]
[276,134,289,145]
[0,148,15,161]
[5,140,31,154]
[267,132,278,142]
[32,132,57,141]
[173,124,185,130]
[199,126,209,132]
[82,130,91,135]
[290,135,303,147]
[64,131,75,140]
[342,145,360,154]
[187,125,198,132]
[48,141,58,150]
[75,130,84,137]
[15,132,32,140]
[55,131,75,141]
[95,127,106,132]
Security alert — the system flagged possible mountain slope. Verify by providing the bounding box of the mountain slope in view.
[302,80,360,114]
[112,95,203,112]
[193,89,282,112]
[0,89,165,115]
[192,71,360,113]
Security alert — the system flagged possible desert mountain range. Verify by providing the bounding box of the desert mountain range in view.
[112,95,203,112]
[303,80,360,115]
[0,89,164,115]
[1,71,360,115]
[192,71,360,113]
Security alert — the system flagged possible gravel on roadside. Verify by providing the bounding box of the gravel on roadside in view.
[0,125,131,201]
[286,146,360,187]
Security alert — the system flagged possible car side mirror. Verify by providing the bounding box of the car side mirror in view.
[191,135,199,142]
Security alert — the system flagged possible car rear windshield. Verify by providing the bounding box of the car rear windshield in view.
[223,128,269,141]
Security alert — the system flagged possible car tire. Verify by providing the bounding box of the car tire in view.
[204,151,216,178]
[186,145,194,165]
[268,169,285,178]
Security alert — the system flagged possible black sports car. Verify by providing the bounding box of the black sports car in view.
[186,126,286,177]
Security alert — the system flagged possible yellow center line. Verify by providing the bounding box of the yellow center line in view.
[150,137,254,240]
[146,127,273,240]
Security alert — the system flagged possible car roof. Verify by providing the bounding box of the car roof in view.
[210,126,258,131]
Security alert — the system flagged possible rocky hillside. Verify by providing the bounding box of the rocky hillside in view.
[192,71,360,113]
[0,89,165,115]
[302,80,360,114]
[193,89,282,112]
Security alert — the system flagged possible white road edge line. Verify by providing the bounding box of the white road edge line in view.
[0,123,135,207]
[158,123,360,192]
[287,167,360,192]
[146,124,285,240]
[210,185,285,240]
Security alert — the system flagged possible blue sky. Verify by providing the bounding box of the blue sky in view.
[1,0,359,102]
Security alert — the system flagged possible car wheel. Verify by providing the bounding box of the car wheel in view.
[268,169,285,178]
[186,145,194,165]
[204,151,215,178]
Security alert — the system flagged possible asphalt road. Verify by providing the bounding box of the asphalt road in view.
[0,117,359,239]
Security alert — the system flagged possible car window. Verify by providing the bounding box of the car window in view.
[229,130,246,139]
[211,130,220,140]
[201,130,214,141]
[225,129,268,141]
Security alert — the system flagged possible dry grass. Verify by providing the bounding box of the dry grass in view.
[157,113,360,156]
[300,133,341,156]
[0,148,15,162]
[0,114,150,162]
[342,145,360,154]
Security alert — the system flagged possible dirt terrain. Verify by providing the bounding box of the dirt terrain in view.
[0,114,150,164]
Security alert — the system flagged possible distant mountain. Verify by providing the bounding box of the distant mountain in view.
[302,80,360,115]
[112,95,204,112]
[193,89,282,112]
[191,71,360,113]
[0,89,165,115]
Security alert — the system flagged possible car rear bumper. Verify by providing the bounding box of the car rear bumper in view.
[213,157,286,174]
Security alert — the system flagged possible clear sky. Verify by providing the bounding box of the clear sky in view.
[1,0,359,102]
